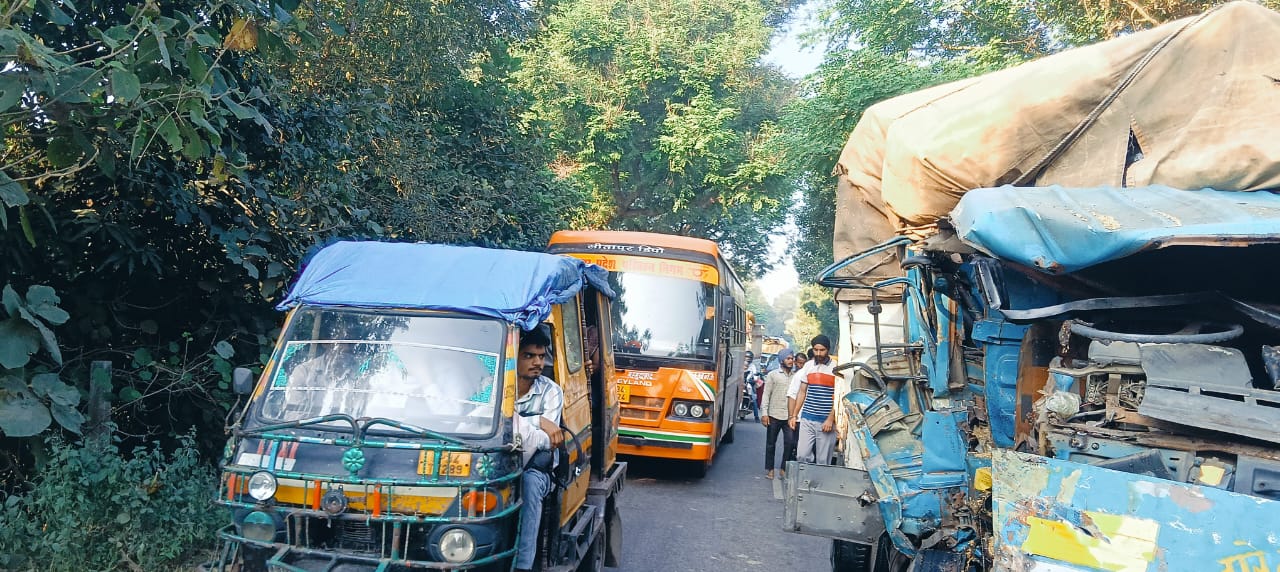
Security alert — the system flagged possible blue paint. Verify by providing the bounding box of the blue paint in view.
[992,450,1280,571]
[919,411,967,488]
[926,289,955,397]
[953,185,1280,274]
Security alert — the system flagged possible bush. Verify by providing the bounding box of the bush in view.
[0,434,222,572]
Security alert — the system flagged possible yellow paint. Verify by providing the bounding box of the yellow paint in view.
[275,481,457,515]
[417,450,471,477]
[563,253,719,285]
[973,467,992,491]
[1216,549,1271,572]
[1022,511,1159,572]
[1199,464,1226,487]
[502,327,517,418]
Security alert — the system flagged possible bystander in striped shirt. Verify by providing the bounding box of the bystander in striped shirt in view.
[788,359,837,422]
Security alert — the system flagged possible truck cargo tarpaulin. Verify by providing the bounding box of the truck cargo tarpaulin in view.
[832,1,1280,300]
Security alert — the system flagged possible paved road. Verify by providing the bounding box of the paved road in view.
[613,417,832,572]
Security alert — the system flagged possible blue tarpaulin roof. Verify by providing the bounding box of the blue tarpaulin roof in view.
[277,241,613,330]
[952,186,1280,274]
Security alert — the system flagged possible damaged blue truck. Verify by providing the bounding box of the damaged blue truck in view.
[783,3,1280,571]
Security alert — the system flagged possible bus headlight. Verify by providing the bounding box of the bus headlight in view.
[669,400,712,420]
[438,528,476,563]
[247,471,277,501]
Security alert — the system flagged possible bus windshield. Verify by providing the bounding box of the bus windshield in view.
[256,307,505,437]
[608,271,716,360]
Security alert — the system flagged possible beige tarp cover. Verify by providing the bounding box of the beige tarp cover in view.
[832,1,1280,301]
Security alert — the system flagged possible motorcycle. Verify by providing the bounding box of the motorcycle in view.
[738,372,761,421]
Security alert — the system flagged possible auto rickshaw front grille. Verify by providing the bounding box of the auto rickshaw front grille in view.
[335,520,377,552]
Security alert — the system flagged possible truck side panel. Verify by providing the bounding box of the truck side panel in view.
[993,449,1280,572]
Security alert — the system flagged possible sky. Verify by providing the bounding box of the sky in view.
[754,6,823,304]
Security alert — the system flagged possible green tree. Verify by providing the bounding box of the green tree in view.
[275,0,585,249]
[0,0,586,464]
[810,0,1277,67]
[517,0,796,275]
[1,0,329,455]
[784,284,836,349]
[778,51,976,279]
[744,281,782,335]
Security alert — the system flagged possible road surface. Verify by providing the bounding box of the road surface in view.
[614,417,831,572]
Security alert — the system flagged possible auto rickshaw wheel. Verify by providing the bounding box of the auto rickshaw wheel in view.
[575,536,604,572]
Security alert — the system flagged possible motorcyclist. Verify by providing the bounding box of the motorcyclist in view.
[744,351,762,422]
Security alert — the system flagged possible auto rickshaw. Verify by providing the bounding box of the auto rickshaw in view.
[210,241,626,572]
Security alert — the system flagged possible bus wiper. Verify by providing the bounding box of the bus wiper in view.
[359,418,470,448]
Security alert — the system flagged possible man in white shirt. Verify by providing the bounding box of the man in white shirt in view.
[788,334,838,465]
[512,327,564,572]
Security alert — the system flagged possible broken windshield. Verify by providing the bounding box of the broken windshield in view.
[255,307,505,438]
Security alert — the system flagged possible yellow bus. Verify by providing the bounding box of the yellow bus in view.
[548,230,749,476]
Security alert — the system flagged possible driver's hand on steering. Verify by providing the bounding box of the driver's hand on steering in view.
[539,416,565,448]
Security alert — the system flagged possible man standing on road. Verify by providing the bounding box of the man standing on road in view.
[761,348,797,479]
[788,335,838,465]
[513,327,564,572]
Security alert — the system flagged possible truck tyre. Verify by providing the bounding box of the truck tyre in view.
[831,539,873,572]
[721,421,735,444]
[832,535,908,572]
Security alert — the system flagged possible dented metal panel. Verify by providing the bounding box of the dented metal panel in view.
[782,462,886,544]
[992,449,1280,572]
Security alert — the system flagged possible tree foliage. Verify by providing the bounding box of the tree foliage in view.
[276,0,585,248]
[779,51,975,279]
[784,283,837,349]
[517,0,796,276]
[0,0,588,471]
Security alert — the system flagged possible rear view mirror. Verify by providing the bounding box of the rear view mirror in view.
[233,367,254,395]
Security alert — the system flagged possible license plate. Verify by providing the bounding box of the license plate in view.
[617,384,631,403]
[417,450,471,477]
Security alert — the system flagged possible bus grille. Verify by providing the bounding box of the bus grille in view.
[621,396,665,420]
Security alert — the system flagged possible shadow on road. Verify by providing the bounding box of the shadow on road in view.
[619,456,709,481]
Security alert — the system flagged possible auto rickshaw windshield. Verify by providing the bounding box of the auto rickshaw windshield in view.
[255,307,506,437]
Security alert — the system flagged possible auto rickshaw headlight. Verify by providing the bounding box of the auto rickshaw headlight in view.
[438,527,476,563]
[241,510,276,542]
[247,471,277,501]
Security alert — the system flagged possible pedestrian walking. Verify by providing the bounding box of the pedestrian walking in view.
[788,335,838,465]
[761,348,797,479]
[793,350,808,371]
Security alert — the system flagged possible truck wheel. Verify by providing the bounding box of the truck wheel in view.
[831,539,873,572]
[721,422,735,444]
[832,535,909,572]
